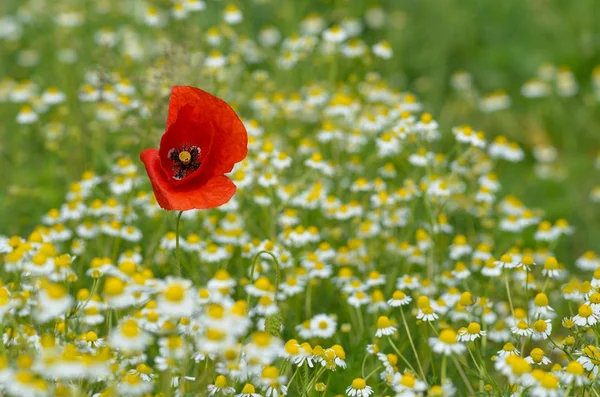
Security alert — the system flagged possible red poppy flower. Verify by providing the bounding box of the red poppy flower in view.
[140,86,247,211]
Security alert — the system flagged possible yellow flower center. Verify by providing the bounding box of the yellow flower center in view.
[459,292,474,306]
[510,357,531,375]
[516,320,529,330]
[214,375,228,388]
[104,277,125,296]
[262,366,279,379]
[207,304,225,319]
[147,311,159,322]
[351,378,366,389]
[206,328,225,341]
[241,384,256,393]
[47,284,67,300]
[124,373,141,385]
[85,331,98,342]
[539,373,559,389]
[0,288,9,306]
[15,371,34,384]
[467,322,481,334]
[565,361,584,375]
[503,342,516,352]
[533,320,548,333]
[387,353,398,366]
[530,348,544,363]
[252,332,271,347]
[439,329,457,344]
[534,293,549,307]
[118,260,137,274]
[121,320,140,338]
[544,257,558,270]
[578,304,593,318]
[285,341,300,355]
[164,285,185,302]
[377,316,392,329]
[416,296,430,309]
[178,151,192,164]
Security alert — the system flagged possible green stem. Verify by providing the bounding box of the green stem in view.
[387,336,418,375]
[360,350,369,378]
[286,365,301,389]
[305,281,312,318]
[364,365,383,381]
[175,210,183,277]
[400,308,427,380]
[247,250,282,307]
[452,355,476,396]
[441,355,447,384]
[504,270,515,317]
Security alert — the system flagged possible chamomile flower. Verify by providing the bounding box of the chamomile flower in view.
[16,104,38,124]
[457,322,486,342]
[223,5,243,24]
[259,366,288,397]
[109,318,152,353]
[323,25,347,44]
[376,352,398,374]
[348,291,371,308]
[525,348,552,366]
[511,320,533,337]
[559,361,589,386]
[482,258,502,277]
[429,329,466,356]
[346,378,373,397]
[392,371,427,396]
[448,236,473,262]
[497,342,521,358]
[33,282,73,323]
[388,290,412,307]
[577,345,600,375]
[375,316,397,337]
[117,373,153,396]
[529,372,562,397]
[576,251,600,271]
[310,314,337,338]
[416,299,438,322]
[530,293,555,318]
[103,277,135,309]
[573,304,598,327]
[208,375,236,395]
[157,278,194,318]
[372,40,393,59]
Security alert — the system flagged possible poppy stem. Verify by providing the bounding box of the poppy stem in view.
[175,210,184,277]
[247,250,281,308]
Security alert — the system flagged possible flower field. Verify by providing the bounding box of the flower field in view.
[1,0,600,396]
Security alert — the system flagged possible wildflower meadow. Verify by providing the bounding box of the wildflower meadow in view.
[2,1,600,396]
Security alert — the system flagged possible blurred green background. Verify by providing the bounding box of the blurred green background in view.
[0,0,599,257]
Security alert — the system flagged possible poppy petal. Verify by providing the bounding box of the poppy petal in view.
[141,148,237,211]
[158,104,214,183]
[203,98,248,176]
[165,86,247,176]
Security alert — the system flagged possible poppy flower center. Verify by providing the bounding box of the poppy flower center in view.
[168,144,201,180]
[178,151,192,164]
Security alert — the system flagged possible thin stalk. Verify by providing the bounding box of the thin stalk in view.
[504,270,515,317]
[400,308,427,380]
[387,336,418,375]
[174,210,184,277]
